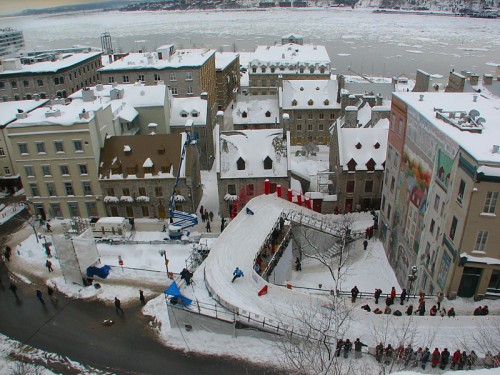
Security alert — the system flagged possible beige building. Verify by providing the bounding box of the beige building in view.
[379,92,500,300]
[0,99,48,193]
[0,51,102,101]
[216,128,291,218]
[98,133,201,219]
[215,52,240,111]
[248,43,331,95]
[279,79,341,146]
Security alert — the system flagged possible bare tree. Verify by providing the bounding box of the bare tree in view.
[301,141,319,157]
[456,318,500,356]
[274,214,366,374]
[11,362,45,375]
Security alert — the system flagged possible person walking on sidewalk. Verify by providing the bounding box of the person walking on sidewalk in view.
[36,289,45,305]
[47,285,57,303]
[114,297,124,315]
[139,290,146,305]
[205,220,211,233]
[232,267,244,283]
[45,259,53,272]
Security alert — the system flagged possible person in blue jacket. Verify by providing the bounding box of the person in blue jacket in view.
[232,267,244,283]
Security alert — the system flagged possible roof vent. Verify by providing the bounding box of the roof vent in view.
[419,94,424,101]
[473,94,478,102]
[492,145,500,154]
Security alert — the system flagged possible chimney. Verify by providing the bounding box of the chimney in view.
[96,83,104,91]
[82,87,96,102]
[469,74,479,86]
[148,123,157,135]
[45,108,61,118]
[33,94,40,101]
[16,110,28,119]
[344,106,358,128]
[200,92,208,101]
[483,74,493,85]
[216,110,224,129]
[282,113,290,139]
[79,109,90,120]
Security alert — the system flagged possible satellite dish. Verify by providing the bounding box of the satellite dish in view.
[469,109,480,119]
[476,117,486,125]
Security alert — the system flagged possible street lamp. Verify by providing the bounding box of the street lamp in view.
[407,266,418,302]
[159,249,170,277]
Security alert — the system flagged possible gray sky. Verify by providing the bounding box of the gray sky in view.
[0,0,111,15]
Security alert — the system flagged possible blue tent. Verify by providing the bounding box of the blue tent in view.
[164,281,192,306]
[86,265,111,279]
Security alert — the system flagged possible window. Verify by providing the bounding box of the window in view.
[155,187,162,197]
[319,113,324,120]
[483,192,498,214]
[308,124,313,131]
[37,79,44,87]
[138,74,145,82]
[82,182,92,195]
[108,77,115,83]
[46,183,56,196]
[381,195,386,211]
[4,167,10,174]
[186,72,192,80]
[11,81,17,89]
[319,124,324,131]
[330,113,335,120]
[0,147,4,156]
[246,184,254,196]
[296,114,302,120]
[434,195,440,211]
[0,82,4,90]
[292,100,297,106]
[68,202,80,217]
[261,67,266,73]
[308,113,313,120]
[346,181,355,193]
[25,166,35,177]
[138,187,146,196]
[30,183,39,196]
[391,113,396,132]
[41,165,51,176]
[65,182,74,195]
[53,141,64,153]
[86,202,98,217]
[18,143,28,155]
[390,177,395,192]
[227,184,236,195]
[387,204,392,220]
[79,164,88,175]
[296,124,302,132]
[60,165,70,175]
[123,75,129,83]
[474,231,488,252]
[107,188,115,196]
[35,142,46,154]
[237,157,245,170]
[73,140,83,152]
[264,156,273,170]
[430,219,435,234]
[365,180,373,193]
[170,87,178,95]
[449,216,458,241]
[187,86,193,95]
[154,73,161,81]
[23,80,29,88]
[141,206,149,217]
[123,188,130,196]
[398,119,403,137]
[457,179,466,204]
[169,73,176,81]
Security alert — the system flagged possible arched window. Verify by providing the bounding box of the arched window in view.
[264,156,272,170]
[237,157,245,170]
[265,111,271,118]
[292,100,297,107]
[324,99,329,106]
[242,111,248,118]
[308,99,314,106]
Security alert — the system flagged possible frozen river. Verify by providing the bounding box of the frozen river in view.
[1,8,499,78]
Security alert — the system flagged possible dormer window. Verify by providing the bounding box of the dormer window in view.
[324,99,329,105]
[355,142,362,149]
[292,99,297,106]
[308,99,314,106]
[309,67,315,73]
[347,158,357,172]
[265,111,271,118]
[180,110,188,118]
[242,111,248,118]
[300,87,304,91]
[374,142,380,149]
[366,158,376,172]
[192,111,199,118]
[237,157,245,170]
[264,156,272,170]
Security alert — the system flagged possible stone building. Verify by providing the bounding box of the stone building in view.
[379,91,500,300]
[98,133,201,219]
[0,51,102,101]
[248,42,331,95]
[216,128,291,218]
[215,52,240,111]
[279,79,341,145]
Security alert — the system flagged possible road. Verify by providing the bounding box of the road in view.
[0,264,285,374]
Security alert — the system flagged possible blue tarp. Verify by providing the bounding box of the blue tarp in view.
[164,281,192,306]
[86,265,111,279]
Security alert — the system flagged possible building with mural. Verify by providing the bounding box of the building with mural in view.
[379,92,500,300]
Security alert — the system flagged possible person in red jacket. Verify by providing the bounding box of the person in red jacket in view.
[430,305,438,316]
[450,349,461,369]
[390,286,396,299]
[431,348,441,368]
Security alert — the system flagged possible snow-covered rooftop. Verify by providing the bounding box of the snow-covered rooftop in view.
[0,100,48,127]
[215,52,238,71]
[0,51,102,75]
[394,92,500,164]
[98,49,215,72]
[280,79,341,110]
[219,129,289,179]
[337,122,388,171]
[251,43,330,67]
[232,95,279,125]
[170,97,208,127]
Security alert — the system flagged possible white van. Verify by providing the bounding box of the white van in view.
[91,217,132,239]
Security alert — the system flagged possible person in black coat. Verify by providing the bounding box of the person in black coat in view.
[405,304,413,316]
[335,339,343,357]
[351,286,359,303]
[374,288,382,304]
[440,348,450,370]
[354,338,367,359]
[400,288,407,305]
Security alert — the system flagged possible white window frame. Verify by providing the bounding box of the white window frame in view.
[473,230,488,253]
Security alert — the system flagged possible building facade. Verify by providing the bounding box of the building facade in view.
[0,51,102,101]
[379,92,500,300]
[0,28,25,58]
[215,52,240,111]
